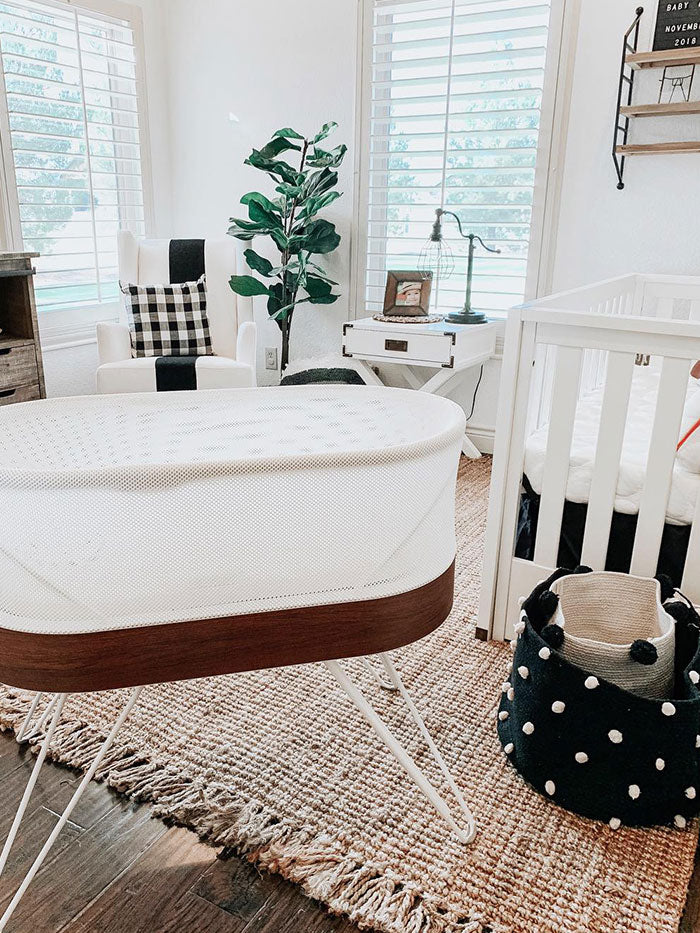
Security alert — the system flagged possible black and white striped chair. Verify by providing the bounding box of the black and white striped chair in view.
[96,232,257,393]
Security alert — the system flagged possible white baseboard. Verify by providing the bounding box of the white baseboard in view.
[465,423,495,455]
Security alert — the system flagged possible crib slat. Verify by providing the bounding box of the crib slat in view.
[533,345,582,568]
[657,296,675,320]
[630,357,690,577]
[581,352,636,570]
[682,492,700,603]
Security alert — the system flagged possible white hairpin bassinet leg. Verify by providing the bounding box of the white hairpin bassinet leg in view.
[325,656,476,844]
[0,687,143,932]
[15,692,44,744]
[361,656,397,692]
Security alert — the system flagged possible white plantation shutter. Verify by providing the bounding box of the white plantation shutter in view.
[0,0,146,315]
[366,0,554,317]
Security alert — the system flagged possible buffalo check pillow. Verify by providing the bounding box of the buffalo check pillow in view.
[120,275,213,358]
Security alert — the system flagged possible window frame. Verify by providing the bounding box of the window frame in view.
[0,0,154,346]
[350,0,578,323]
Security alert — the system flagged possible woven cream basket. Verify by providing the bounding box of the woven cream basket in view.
[549,572,675,699]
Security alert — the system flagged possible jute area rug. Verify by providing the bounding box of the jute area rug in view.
[1,458,696,933]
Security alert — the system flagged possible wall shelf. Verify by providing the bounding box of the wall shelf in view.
[626,48,700,70]
[613,9,700,188]
[616,141,700,155]
[620,100,700,117]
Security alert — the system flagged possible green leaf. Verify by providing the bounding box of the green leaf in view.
[275,182,303,199]
[244,248,273,277]
[245,149,300,186]
[258,137,301,160]
[241,191,281,214]
[313,121,337,144]
[269,227,290,252]
[306,144,347,169]
[227,225,257,242]
[306,293,339,305]
[297,190,341,223]
[229,275,270,297]
[247,199,283,229]
[304,275,333,299]
[302,218,341,255]
[273,127,305,140]
[303,168,338,198]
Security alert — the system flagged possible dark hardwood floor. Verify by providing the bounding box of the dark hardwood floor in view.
[0,729,698,933]
[0,731,359,933]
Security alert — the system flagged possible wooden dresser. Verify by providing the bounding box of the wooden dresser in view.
[0,252,45,406]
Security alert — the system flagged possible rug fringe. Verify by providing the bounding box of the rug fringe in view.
[0,692,490,933]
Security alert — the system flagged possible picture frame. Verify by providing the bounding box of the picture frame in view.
[383,270,433,316]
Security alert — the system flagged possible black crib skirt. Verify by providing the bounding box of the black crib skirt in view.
[515,475,691,586]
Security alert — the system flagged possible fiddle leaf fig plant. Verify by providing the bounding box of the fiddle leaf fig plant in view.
[228,122,347,371]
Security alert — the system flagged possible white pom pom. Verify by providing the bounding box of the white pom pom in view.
[575,752,588,764]
[510,640,518,653]
[538,646,551,660]
[608,729,623,744]
[501,681,511,693]
[498,710,509,722]
[696,735,700,749]
[628,784,641,800]
[514,620,525,636]
[691,670,700,685]
[522,721,535,735]
[507,688,515,701]
[504,742,514,754]
[518,665,530,680]
[656,758,665,771]
[609,817,621,830]
[518,596,525,608]
[584,676,599,690]
[675,814,687,829]
[686,786,697,800]
[551,700,566,714]
[545,780,555,796]
[662,702,676,717]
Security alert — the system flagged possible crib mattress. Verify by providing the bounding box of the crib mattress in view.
[0,386,465,638]
[524,368,700,526]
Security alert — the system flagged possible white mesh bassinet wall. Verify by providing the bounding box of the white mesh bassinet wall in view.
[0,386,465,636]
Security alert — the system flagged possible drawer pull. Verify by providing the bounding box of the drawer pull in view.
[0,389,16,399]
[385,339,408,353]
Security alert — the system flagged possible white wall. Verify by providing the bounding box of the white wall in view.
[162,0,359,384]
[553,0,700,290]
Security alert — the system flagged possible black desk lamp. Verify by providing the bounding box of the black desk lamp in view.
[419,208,501,325]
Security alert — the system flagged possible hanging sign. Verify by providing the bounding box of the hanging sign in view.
[654,1,700,50]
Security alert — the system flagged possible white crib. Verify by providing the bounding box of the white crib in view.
[478,273,700,641]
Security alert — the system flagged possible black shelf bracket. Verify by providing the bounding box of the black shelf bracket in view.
[613,7,644,189]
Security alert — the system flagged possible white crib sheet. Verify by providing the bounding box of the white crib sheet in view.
[0,386,465,635]
[524,368,700,526]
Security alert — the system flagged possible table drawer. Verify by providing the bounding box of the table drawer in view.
[343,326,454,367]
[0,344,38,390]
[0,383,40,406]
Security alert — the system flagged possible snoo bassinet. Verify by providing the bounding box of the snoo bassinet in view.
[498,568,700,829]
[0,386,477,931]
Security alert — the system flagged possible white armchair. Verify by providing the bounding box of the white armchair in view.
[96,231,257,394]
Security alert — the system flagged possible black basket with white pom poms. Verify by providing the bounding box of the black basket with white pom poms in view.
[498,568,700,830]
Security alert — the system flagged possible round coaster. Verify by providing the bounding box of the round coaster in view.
[372,314,443,324]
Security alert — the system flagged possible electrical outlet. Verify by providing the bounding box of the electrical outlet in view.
[265,347,278,371]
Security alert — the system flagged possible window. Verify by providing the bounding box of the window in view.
[361,0,561,318]
[0,0,148,329]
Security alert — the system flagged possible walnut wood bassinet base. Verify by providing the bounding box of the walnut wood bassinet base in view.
[0,562,454,693]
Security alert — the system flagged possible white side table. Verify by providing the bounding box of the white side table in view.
[342,316,496,458]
